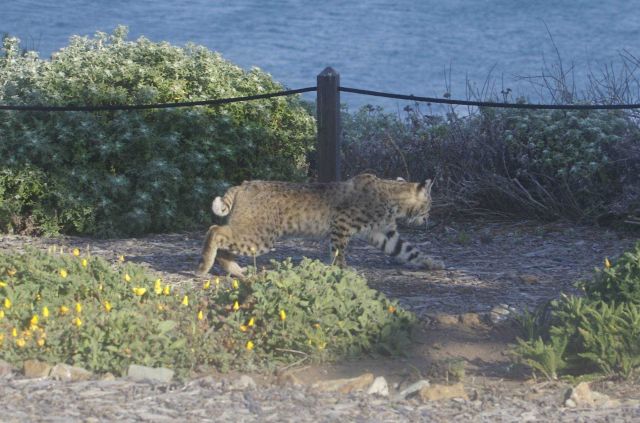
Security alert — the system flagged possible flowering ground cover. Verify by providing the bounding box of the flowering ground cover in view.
[0,247,414,378]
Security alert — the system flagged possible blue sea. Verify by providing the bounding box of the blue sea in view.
[2,0,639,109]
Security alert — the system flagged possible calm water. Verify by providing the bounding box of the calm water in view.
[2,0,640,109]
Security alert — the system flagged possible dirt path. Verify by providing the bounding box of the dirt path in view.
[1,219,639,421]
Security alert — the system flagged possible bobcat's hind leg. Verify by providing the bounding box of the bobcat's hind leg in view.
[367,228,444,270]
[195,225,233,277]
[216,250,246,278]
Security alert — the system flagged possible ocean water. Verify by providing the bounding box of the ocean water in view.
[2,0,639,109]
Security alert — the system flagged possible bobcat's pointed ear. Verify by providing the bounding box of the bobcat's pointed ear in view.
[417,179,433,195]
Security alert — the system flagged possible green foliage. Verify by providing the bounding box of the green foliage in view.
[514,336,567,380]
[0,249,414,378]
[0,28,315,236]
[582,242,640,304]
[514,243,640,379]
[342,103,639,222]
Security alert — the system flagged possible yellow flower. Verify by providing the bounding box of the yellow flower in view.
[604,258,612,268]
[157,303,166,312]
[124,273,131,282]
[75,302,82,314]
[16,338,26,348]
[3,298,11,309]
[233,300,240,311]
[317,341,327,351]
[154,279,163,294]
[12,328,17,337]
[248,317,255,327]
[133,287,147,296]
[214,277,220,286]
[0,280,6,287]
[197,310,204,320]
[6,268,16,277]
[73,317,82,327]
[232,279,239,290]
[163,285,171,296]
[59,305,70,315]
[81,258,88,268]
[30,314,39,327]
[59,268,68,278]
[98,283,103,291]
[246,340,254,351]
[35,293,41,302]
[203,279,211,290]
[388,305,397,314]
[37,338,45,347]
[0,333,3,344]
[42,306,50,318]
[72,248,80,257]
[104,301,112,312]
[118,255,125,262]
[279,309,286,321]
[0,310,4,319]
[182,295,189,306]
[239,324,248,332]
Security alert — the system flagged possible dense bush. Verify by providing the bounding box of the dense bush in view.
[0,27,315,236]
[514,242,640,379]
[0,249,414,378]
[342,103,640,223]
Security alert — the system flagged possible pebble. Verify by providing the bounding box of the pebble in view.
[367,376,389,397]
[127,364,174,383]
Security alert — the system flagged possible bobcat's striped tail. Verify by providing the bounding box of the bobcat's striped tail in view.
[211,186,241,217]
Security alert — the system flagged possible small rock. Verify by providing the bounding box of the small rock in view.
[394,379,430,400]
[459,313,483,327]
[366,376,389,397]
[50,363,92,381]
[101,372,116,381]
[230,375,257,390]
[419,382,469,402]
[312,373,374,394]
[489,304,517,325]
[565,398,577,408]
[0,359,14,378]
[127,364,174,383]
[277,370,304,386]
[564,381,617,408]
[519,274,540,285]
[434,314,459,326]
[23,360,52,378]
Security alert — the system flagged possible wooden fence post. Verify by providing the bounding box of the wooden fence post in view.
[316,67,341,182]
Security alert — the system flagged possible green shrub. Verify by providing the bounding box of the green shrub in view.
[0,248,414,378]
[514,242,640,379]
[582,243,640,304]
[341,104,640,222]
[0,27,315,236]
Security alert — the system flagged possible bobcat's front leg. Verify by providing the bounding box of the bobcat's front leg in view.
[367,228,444,270]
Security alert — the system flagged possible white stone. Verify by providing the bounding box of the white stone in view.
[366,376,389,397]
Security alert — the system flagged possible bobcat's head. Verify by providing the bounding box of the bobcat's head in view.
[399,178,434,227]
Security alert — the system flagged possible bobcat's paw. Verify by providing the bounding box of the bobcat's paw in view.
[423,257,445,270]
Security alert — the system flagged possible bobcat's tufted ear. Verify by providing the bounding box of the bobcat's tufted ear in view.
[417,179,433,195]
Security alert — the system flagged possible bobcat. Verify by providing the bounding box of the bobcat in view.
[195,174,445,277]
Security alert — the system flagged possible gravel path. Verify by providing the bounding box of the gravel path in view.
[1,219,639,421]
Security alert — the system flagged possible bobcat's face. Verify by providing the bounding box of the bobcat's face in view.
[400,179,433,227]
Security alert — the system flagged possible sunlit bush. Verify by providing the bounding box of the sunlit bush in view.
[0,27,315,236]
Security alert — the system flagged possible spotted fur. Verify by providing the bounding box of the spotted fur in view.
[196,174,444,277]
